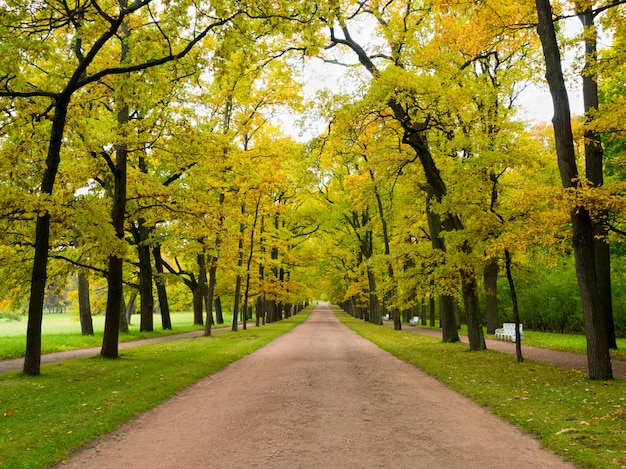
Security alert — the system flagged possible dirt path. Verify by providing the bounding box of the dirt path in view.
[62,305,576,468]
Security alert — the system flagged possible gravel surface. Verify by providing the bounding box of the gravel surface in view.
[60,305,577,468]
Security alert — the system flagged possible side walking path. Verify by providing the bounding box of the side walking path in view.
[2,319,625,380]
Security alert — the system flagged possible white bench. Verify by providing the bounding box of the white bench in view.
[383,314,390,320]
[494,323,524,342]
[409,316,419,326]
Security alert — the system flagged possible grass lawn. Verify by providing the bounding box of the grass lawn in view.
[0,309,310,468]
[343,311,626,469]
[0,312,234,360]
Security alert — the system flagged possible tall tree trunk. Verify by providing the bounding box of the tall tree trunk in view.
[195,252,206,326]
[101,6,130,359]
[215,296,224,324]
[232,203,246,331]
[205,191,225,334]
[578,7,616,349]
[135,149,154,332]
[256,215,266,327]
[124,291,137,328]
[256,294,264,326]
[462,268,486,350]
[78,272,94,336]
[153,245,172,330]
[535,0,612,379]
[119,291,129,333]
[504,249,523,362]
[204,258,217,336]
[266,211,280,324]
[192,283,203,326]
[23,96,69,375]
[429,295,436,327]
[366,267,381,325]
[135,221,154,332]
[101,107,128,358]
[243,196,262,330]
[266,299,276,324]
[425,192,459,342]
[370,171,400,330]
[484,257,499,334]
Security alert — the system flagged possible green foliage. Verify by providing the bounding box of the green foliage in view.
[338,311,626,469]
[0,309,311,468]
[497,256,584,334]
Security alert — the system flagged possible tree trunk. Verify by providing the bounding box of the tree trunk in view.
[429,295,435,327]
[101,108,128,359]
[23,96,69,376]
[504,249,523,362]
[101,8,130,359]
[232,204,246,331]
[119,291,129,333]
[371,174,400,330]
[204,258,217,336]
[256,215,266,327]
[578,8,617,350]
[243,195,262,331]
[78,272,94,336]
[484,257,499,334]
[266,299,276,324]
[194,253,206,326]
[215,296,224,324]
[535,0,612,379]
[153,246,172,330]
[366,266,381,325]
[125,292,137,328]
[425,191,459,342]
[462,269,486,350]
[136,221,154,332]
[192,283,203,326]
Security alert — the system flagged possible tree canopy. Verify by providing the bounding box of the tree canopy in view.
[1,0,625,379]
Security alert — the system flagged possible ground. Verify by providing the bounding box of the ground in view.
[60,305,577,468]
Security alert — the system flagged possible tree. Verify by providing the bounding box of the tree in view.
[77,272,94,336]
[535,0,612,379]
[0,1,243,372]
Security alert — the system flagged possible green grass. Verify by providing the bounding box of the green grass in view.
[0,310,310,469]
[0,312,234,360]
[520,330,626,362]
[346,311,626,469]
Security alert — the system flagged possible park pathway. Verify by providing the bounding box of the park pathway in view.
[62,305,575,468]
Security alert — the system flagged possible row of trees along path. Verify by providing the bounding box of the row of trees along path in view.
[60,305,576,469]
[2,1,626,384]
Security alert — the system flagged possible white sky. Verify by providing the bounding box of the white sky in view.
[278,14,593,140]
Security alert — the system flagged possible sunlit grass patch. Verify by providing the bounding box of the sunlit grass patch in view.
[0,312,233,360]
